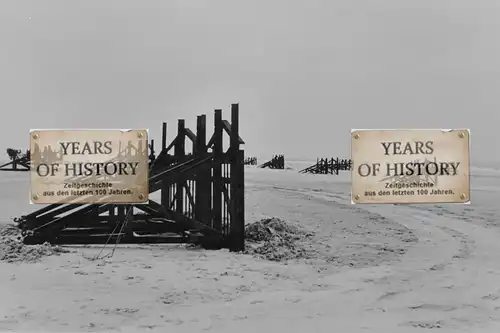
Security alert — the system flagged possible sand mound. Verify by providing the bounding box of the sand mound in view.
[0,224,71,263]
[244,217,313,261]
[0,223,22,238]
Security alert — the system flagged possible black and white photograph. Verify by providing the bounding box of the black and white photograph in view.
[0,0,498,332]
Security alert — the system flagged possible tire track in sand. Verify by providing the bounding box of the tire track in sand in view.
[251,182,500,330]
[268,185,460,275]
[307,188,500,330]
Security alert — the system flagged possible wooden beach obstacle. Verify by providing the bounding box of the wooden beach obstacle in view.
[299,158,352,175]
[258,154,284,169]
[244,157,257,165]
[0,148,31,172]
[0,145,65,172]
[14,104,246,252]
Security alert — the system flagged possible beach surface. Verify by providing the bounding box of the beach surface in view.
[1,163,500,332]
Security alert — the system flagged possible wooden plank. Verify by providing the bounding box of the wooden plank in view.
[175,120,185,216]
[147,199,221,236]
[149,156,212,193]
[164,136,177,154]
[222,120,245,144]
[162,122,167,150]
[195,114,211,226]
[206,133,215,148]
[185,128,197,143]
[212,109,223,231]
[229,104,244,251]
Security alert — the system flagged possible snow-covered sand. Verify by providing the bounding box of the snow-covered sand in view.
[1,165,500,332]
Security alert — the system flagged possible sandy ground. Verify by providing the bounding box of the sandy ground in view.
[2,166,500,332]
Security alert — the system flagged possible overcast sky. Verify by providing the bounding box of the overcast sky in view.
[1,0,499,164]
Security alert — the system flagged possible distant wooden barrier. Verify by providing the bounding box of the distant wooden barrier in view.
[258,155,284,169]
[0,149,30,172]
[244,157,257,165]
[299,158,352,175]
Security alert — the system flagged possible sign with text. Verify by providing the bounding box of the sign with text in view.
[351,129,470,204]
[30,129,149,204]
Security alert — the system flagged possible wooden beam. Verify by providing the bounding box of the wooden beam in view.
[207,133,215,148]
[175,119,186,215]
[185,128,196,143]
[195,114,211,225]
[229,103,244,251]
[162,122,167,150]
[212,109,223,231]
[222,120,245,144]
[164,136,177,154]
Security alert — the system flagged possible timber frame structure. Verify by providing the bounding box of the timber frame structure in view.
[0,149,30,172]
[299,158,352,175]
[244,157,257,165]
[258,155,284,169]
[14,104,246,251]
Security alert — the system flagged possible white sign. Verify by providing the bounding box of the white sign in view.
[30,129,149,204]
[351,129,470,204]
